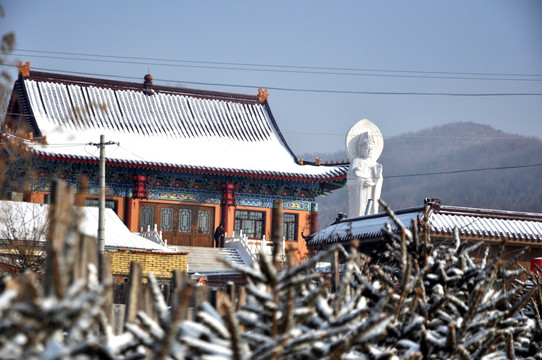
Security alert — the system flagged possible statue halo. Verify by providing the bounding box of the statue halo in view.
[345,119,384,161]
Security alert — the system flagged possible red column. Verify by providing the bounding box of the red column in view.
[221,183,236,235]
[124,197,140,232]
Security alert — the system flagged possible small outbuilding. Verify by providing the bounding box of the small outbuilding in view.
[306,199,542,270]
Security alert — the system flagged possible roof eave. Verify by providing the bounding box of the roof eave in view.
[32,150,348,183]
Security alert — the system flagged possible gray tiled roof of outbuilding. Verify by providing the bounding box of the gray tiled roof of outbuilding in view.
[306,202,542,248]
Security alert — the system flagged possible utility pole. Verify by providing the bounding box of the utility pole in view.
[98,134,106,258]
[89,135,118,278]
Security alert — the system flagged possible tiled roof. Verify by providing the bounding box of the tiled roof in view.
[80,206,174,251]
[429,206,542,242]
[13,71,347,182]
[306,207,424,247]
[306,203,542,248]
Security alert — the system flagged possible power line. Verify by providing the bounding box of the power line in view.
[3,63,542,96]
[13,48,542,79]
[6,65,540,97]
[5,130,540,178]
[283,130,541,140]
[117,144,147,161]
[39,144,542,178]
[7,52,542,81]
[386,163,542,179]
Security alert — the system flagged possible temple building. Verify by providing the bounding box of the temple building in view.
[4,63,348,263]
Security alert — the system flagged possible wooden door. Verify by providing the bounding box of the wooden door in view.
[139,202,214,247]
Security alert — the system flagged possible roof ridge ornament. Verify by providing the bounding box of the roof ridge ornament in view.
[424,198,442,211]
[18,61,31,77]
[143,74,154,95]
[258,88,269,102]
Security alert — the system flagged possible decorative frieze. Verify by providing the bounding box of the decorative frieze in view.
[236,194,275,208]
[28,158,324,208]
[148,187,220,204]
[236,192,314,211]
[282,199,311,211]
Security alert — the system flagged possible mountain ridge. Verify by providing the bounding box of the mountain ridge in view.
[309,122,542,229]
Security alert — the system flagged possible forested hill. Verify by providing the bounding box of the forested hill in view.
[303,122,542,229]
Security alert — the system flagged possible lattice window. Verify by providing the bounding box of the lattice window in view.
[161,207,174,231]
[198,210,211,234]
[178,209,192,233]
[140,206,154,232]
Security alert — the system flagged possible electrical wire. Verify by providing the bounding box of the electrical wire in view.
[386,163,542,179]
[9,52,542,82]
[40,143,90,148]
[283,130,541,141]
[11,136,542,179]
[178,78,542,96]
[116,144,147,161]
[3,53,541,179]
[12,48,542,79]
[3,64,541,97]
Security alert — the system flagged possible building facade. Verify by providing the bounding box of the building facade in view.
[4,64,347,263]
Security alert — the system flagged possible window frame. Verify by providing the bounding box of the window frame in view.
[234,209,265,239]
[283,212,298,242]
[84,198,118,212]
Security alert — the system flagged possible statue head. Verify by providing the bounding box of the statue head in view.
[346,119,384,162]
[357,131,375,159]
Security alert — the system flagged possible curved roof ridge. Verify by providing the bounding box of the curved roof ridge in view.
[26,71,260,103]
[10,70,348,183]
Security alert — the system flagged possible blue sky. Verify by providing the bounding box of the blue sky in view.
[3,0,542,155]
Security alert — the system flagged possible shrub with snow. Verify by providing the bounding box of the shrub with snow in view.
[0,206,541,359]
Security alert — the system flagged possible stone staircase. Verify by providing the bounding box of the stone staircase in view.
[173,246,247,273]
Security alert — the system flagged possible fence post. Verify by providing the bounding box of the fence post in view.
[45,180,75,298]
[101,254,113,325]
[331,247,340,293]
[170,270,185,308]
[215,289,230,316]
[227,281,236,304]
[209,288,218,309]
[237,286,246,311]
[140,283,156,321]
[124,262,142,328]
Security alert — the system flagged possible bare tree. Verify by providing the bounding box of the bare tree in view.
[0,4,15,120]
[0,5,33,198]
[0,201,47,277]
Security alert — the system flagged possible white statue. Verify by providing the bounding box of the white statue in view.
[346,119,384,217]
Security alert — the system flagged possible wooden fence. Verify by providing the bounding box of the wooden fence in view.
[24,180,247,334]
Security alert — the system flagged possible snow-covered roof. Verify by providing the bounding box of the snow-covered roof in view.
[307,203,542,248]
[0,200,172,252]
[79,206,173,251]
[429,206,542,242]
[306,207,424,247]
[13,71,347,182]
